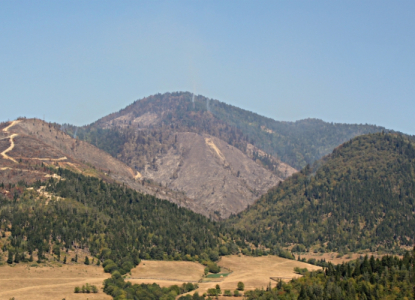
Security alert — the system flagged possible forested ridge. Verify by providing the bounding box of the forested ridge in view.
[79,92,390,170]
[230,133,415,253]
[0,168,241,275]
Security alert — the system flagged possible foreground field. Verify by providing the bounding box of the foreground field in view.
[0,255,321,299]
[0,263,111,300]
[126,260,205,286]
[211,255,321,293]
[127,255,321,296]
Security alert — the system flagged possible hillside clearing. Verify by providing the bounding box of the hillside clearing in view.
[0,263,111,300]
[128,260,205,282]
[126,255,321,296]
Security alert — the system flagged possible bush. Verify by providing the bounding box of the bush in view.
[219,246,228,256]
[104,262,118,273]
[207,261,220,273]
[224,289,232,296]
[234,290,240,297]
[307,258,316,265]
[291,244,307,253]
[207,288,217,296]
[294,267,308,275]
[74,283,98,294]
[237,282,244,291]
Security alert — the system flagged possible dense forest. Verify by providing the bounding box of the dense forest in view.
[245,249,415,300]
[78,92,390,170]
[230,133,415,253]
[0,168,240,275]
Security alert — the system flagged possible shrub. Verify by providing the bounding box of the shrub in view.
[234,290,240,297]
[291,244,307,253]
[294,267,308,275]
[74,284,98,294]
[207,288,217,296]
[104,262,118,273]
[207,261,220,273]
[224,289,232,296]
[237,282,244,291]
[219,246,228,256]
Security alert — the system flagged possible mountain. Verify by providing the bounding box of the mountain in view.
[0,118,197,210]
[74,91,388,217]
[86,91,387,170]
[74,94,298,218]
[229,133,415,253]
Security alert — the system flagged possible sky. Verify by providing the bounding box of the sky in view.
[1,1,414,134]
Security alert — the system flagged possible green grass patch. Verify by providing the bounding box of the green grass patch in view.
[205,273,231,278]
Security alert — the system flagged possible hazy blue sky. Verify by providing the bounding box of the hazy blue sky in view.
[1,1,414,134]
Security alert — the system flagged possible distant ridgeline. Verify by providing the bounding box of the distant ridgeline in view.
[230,133,415,253]
[75,92,390,170]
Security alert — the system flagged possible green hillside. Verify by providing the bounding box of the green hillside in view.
[0,168,237,274]
[230,133,415,253]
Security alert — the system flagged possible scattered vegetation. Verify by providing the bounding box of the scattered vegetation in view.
[103,271,198,299]
[245,249,415,299]
[74,283,98,293]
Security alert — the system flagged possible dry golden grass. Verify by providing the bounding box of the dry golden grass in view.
[129,260,205,282]
[0,263,111,300]
[126,255,321,296]
[208,255,321,293]
[0,255,321,299]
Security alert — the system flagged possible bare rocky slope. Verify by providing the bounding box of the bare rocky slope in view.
[0,118,197,211]
[74,94,297,218]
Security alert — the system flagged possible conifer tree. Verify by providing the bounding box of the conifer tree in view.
[14,252,20,263]
[7,251,13,264]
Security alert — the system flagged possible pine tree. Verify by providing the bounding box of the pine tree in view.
[63,256,67,264]
[7,251,13,264]
[14,252,20,263]
[84,256,90,265]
